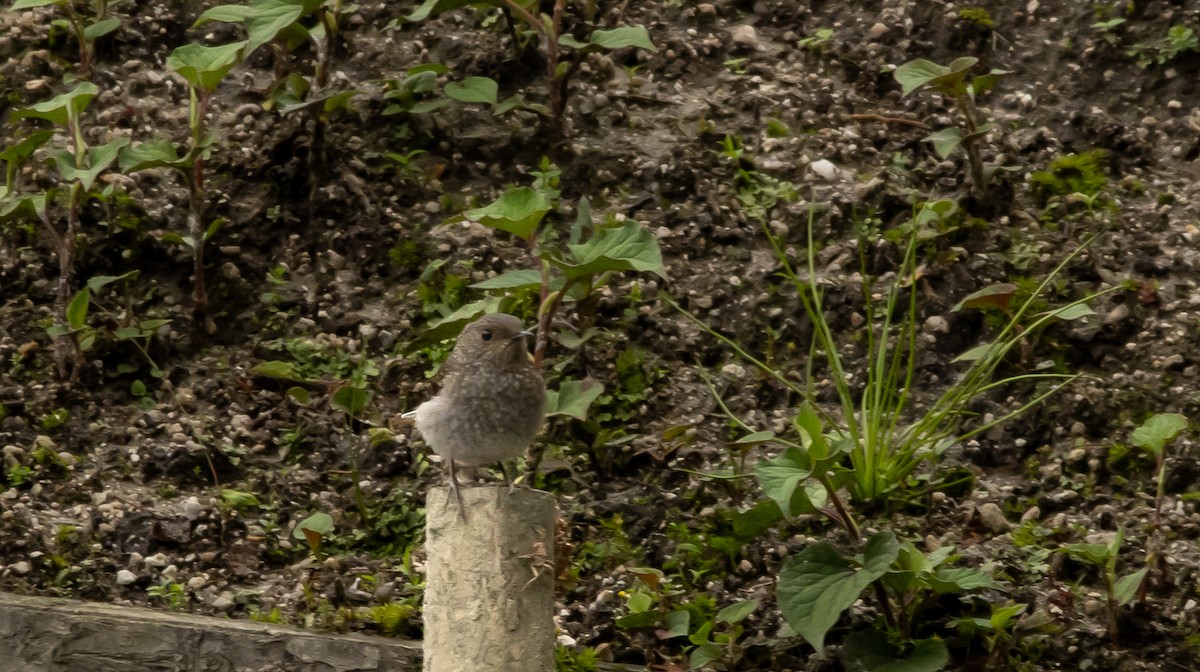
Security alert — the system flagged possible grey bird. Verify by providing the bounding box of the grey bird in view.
[406,313,545,520]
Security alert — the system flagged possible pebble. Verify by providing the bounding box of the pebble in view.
[212,593,234,610]
[730,25,761,51]
[144,552,169,569]
[11,561,31,576]
[976,502,1012,533]
[809,159,840,181]
[116,569,137,585]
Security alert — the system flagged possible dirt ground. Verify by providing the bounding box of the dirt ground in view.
[1,0,1199,670]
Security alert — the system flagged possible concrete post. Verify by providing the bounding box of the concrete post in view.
[422,486,556,672]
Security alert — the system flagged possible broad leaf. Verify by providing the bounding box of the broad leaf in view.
[66,288,90,330]
[292,511,334,539]
[731,499,784,540]
[86,270,138,292]
[251,360,302,380]
[840,630,950,672]
[470,268,543,290]
[444,76,498,105]
[331,385,369,417]
[560,25,657,52]
[1113,567,1148,606]
[1037,302,1096,322]
[196,0,324,56]
[777,532,900,655]
[14,82,100,126]
[0,130,54,164]
[48,137,129,190]
[403,0,478,22]
[715,599,759,624]
[893,57,978,96]
[1130,413,1189,455]
[662,609,690,639]
[954,283,1016,312]
[924,127,963,159]
[926,566,999,593]
[83,17,121,41]
[167,41,247,92]
[455,186,551,239]
[555,220,666,281]
[545,378,603,420]
[12,0,64,8]
[220,489,261,509]
[119,139,191,173]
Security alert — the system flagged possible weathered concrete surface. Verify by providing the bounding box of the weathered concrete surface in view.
[423,486,556,672]
[0,592,420,672]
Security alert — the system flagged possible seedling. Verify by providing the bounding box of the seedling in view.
[893,57,1008,194]
[120,41,247,333]
[1129,25,1199,67]
[11,0,122,78]
[1060,527,1147,644]
[293,511,334,560]
[1129,412,1189,527]
[3,82,129,378]
[402,0,656,141]
[195,0,356,221]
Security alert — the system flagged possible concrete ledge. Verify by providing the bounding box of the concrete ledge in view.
[0,591,421,672]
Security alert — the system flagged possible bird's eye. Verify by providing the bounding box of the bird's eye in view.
[480,330,492,341]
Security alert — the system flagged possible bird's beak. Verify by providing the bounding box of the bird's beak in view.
[513,330,534,340]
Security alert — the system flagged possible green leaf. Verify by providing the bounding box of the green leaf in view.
[12,0,64,8]
[292,511,334,539]
[893,56,978,96]
[139,319,170,331]
[1037,302,1096,322]
[220,489,261,510]
[167,41,247,92]
[130,379,147,396]
[1062,542,1111,567]
[86,270,138,292]
[731,499,783,541]
[734,430,776,446]
[1114,567,1149,606]
[840,630,950,672]
[444,76,499,105]
[251,360,302,380]
[0,130,54,164]
[952,341,999,363]
[285,386,312,405]
[119,139,191,173]
[196,0,324,56]
[403,0,478,22]
[544,378,604,420]
[953,283,1017,311]
[455,186,551,239]
[924,127,963,159]
[1130,413,1189,455]
[689,643,723,669]
[555,220,666,281]
[716,599,759,624]
[47,137,130,191]
[83,17,121,41]
[927,566,999,593]
[755,446,813,518]
[14,82,100,127]
[562,25,657,52]
[66,288,89,330]
[331,385,370,418]
[792,403,831,462]
[971,69,1009,96]
[662,609,690,638]
[470,268,544,290]
[777,532,899,655]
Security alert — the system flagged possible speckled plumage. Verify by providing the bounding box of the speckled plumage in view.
[412,313,544,518]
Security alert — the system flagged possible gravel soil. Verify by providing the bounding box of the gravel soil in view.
[1,0,1199,670]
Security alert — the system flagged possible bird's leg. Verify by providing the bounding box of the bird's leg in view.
[446,458,468,522]
[498,460,517,493]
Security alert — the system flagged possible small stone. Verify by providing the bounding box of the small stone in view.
[976,502,1011,533]
[116,569,137,585]
[924,315,949,333]
[186,576,207,590]
[1020,506,1041,523]
[182,496,203,521]
[730,25,761,50]
[721,363,746,380]
[867,22,888,39]
[11,561,31,576]
[809,159,840,181]
[144,552,169,569]
[212,593,234,610]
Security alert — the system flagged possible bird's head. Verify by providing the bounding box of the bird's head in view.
[454,313,534,367]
